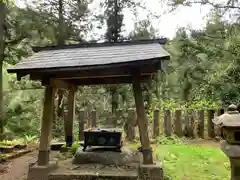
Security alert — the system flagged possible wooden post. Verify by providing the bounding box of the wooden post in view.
[215,108,224,138]
[91,110,97,128]
[164,110,172,136]
[198,110,204,138]
[64,110,68,142]
[65,90,76,147]
[184,110,189,137]
[188,109,195,138]
[207,109,215,138]
[132,73,153,164]
[153,109,160,138]
[175,109,183,137]
[38,86,55,166]
[78,110,85,141]
[125,108,136,141]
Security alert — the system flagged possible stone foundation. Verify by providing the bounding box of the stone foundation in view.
[48,158,138,180]
[73,147,142,166]
[48,171,138,180]
[138,162,163,180]
[27,162,57,180]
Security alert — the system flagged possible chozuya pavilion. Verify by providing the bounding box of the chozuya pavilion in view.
[7,38,170,180]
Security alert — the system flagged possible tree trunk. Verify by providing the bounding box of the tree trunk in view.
[57,90,64,118]
[0,3,6,140]
[56,0,65,124]
[110,86,118,115]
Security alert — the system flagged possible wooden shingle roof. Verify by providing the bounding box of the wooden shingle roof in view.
[7,39,170,85]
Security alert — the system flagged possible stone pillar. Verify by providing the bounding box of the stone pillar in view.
[65,90,76,147]
[220,140,240,180]
[38,86,55,166]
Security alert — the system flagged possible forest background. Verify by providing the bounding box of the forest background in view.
[0,0,239,140]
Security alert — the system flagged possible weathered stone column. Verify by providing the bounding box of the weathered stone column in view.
[220,140,240,180]
[38,86,55,166]
[213,105,240,180]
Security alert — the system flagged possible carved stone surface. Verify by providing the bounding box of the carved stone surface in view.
[73,147,142,166]
[220,140,240,180]
[213,104,240,144]
[220,140,240,158]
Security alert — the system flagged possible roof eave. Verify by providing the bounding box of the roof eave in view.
[32,38,169,53]
[7,56,170,75]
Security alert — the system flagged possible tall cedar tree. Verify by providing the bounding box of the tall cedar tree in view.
[0,2,6,140]
[104,0,124,115]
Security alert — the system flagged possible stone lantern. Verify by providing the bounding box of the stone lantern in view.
[213,104,240,180]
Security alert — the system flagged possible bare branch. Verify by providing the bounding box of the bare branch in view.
[179,0,240,10]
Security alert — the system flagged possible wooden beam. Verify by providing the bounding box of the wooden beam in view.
[69,75,152,86]
[38,86,55,166]
[41,79,77,91]
[132,72,153,164]
[65,90,76,147]
[28,62,159,81]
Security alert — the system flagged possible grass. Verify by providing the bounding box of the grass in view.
[127,136,230,180]
[156,144,230,180]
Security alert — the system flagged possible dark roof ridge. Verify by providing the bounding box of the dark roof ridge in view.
[32,38,168,52]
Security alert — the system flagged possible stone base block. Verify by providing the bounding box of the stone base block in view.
[138,163,163,180]
[27,162,58,180]
[48,171,138,180]
[73,147,142,166]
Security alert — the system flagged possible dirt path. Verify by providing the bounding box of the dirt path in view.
[0,151,38,180]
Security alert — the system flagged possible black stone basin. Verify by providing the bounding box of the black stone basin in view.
[82,128,123,151]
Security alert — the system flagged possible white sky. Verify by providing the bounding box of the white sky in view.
[15,0,212,40]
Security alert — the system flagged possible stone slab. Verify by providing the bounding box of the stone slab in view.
[48,159,138,180]
[138,162,163,180]
[27,161,58,180]
[48,170,138,180]
[73,147,142,166]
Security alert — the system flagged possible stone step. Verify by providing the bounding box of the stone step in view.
[48,170,138,180]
